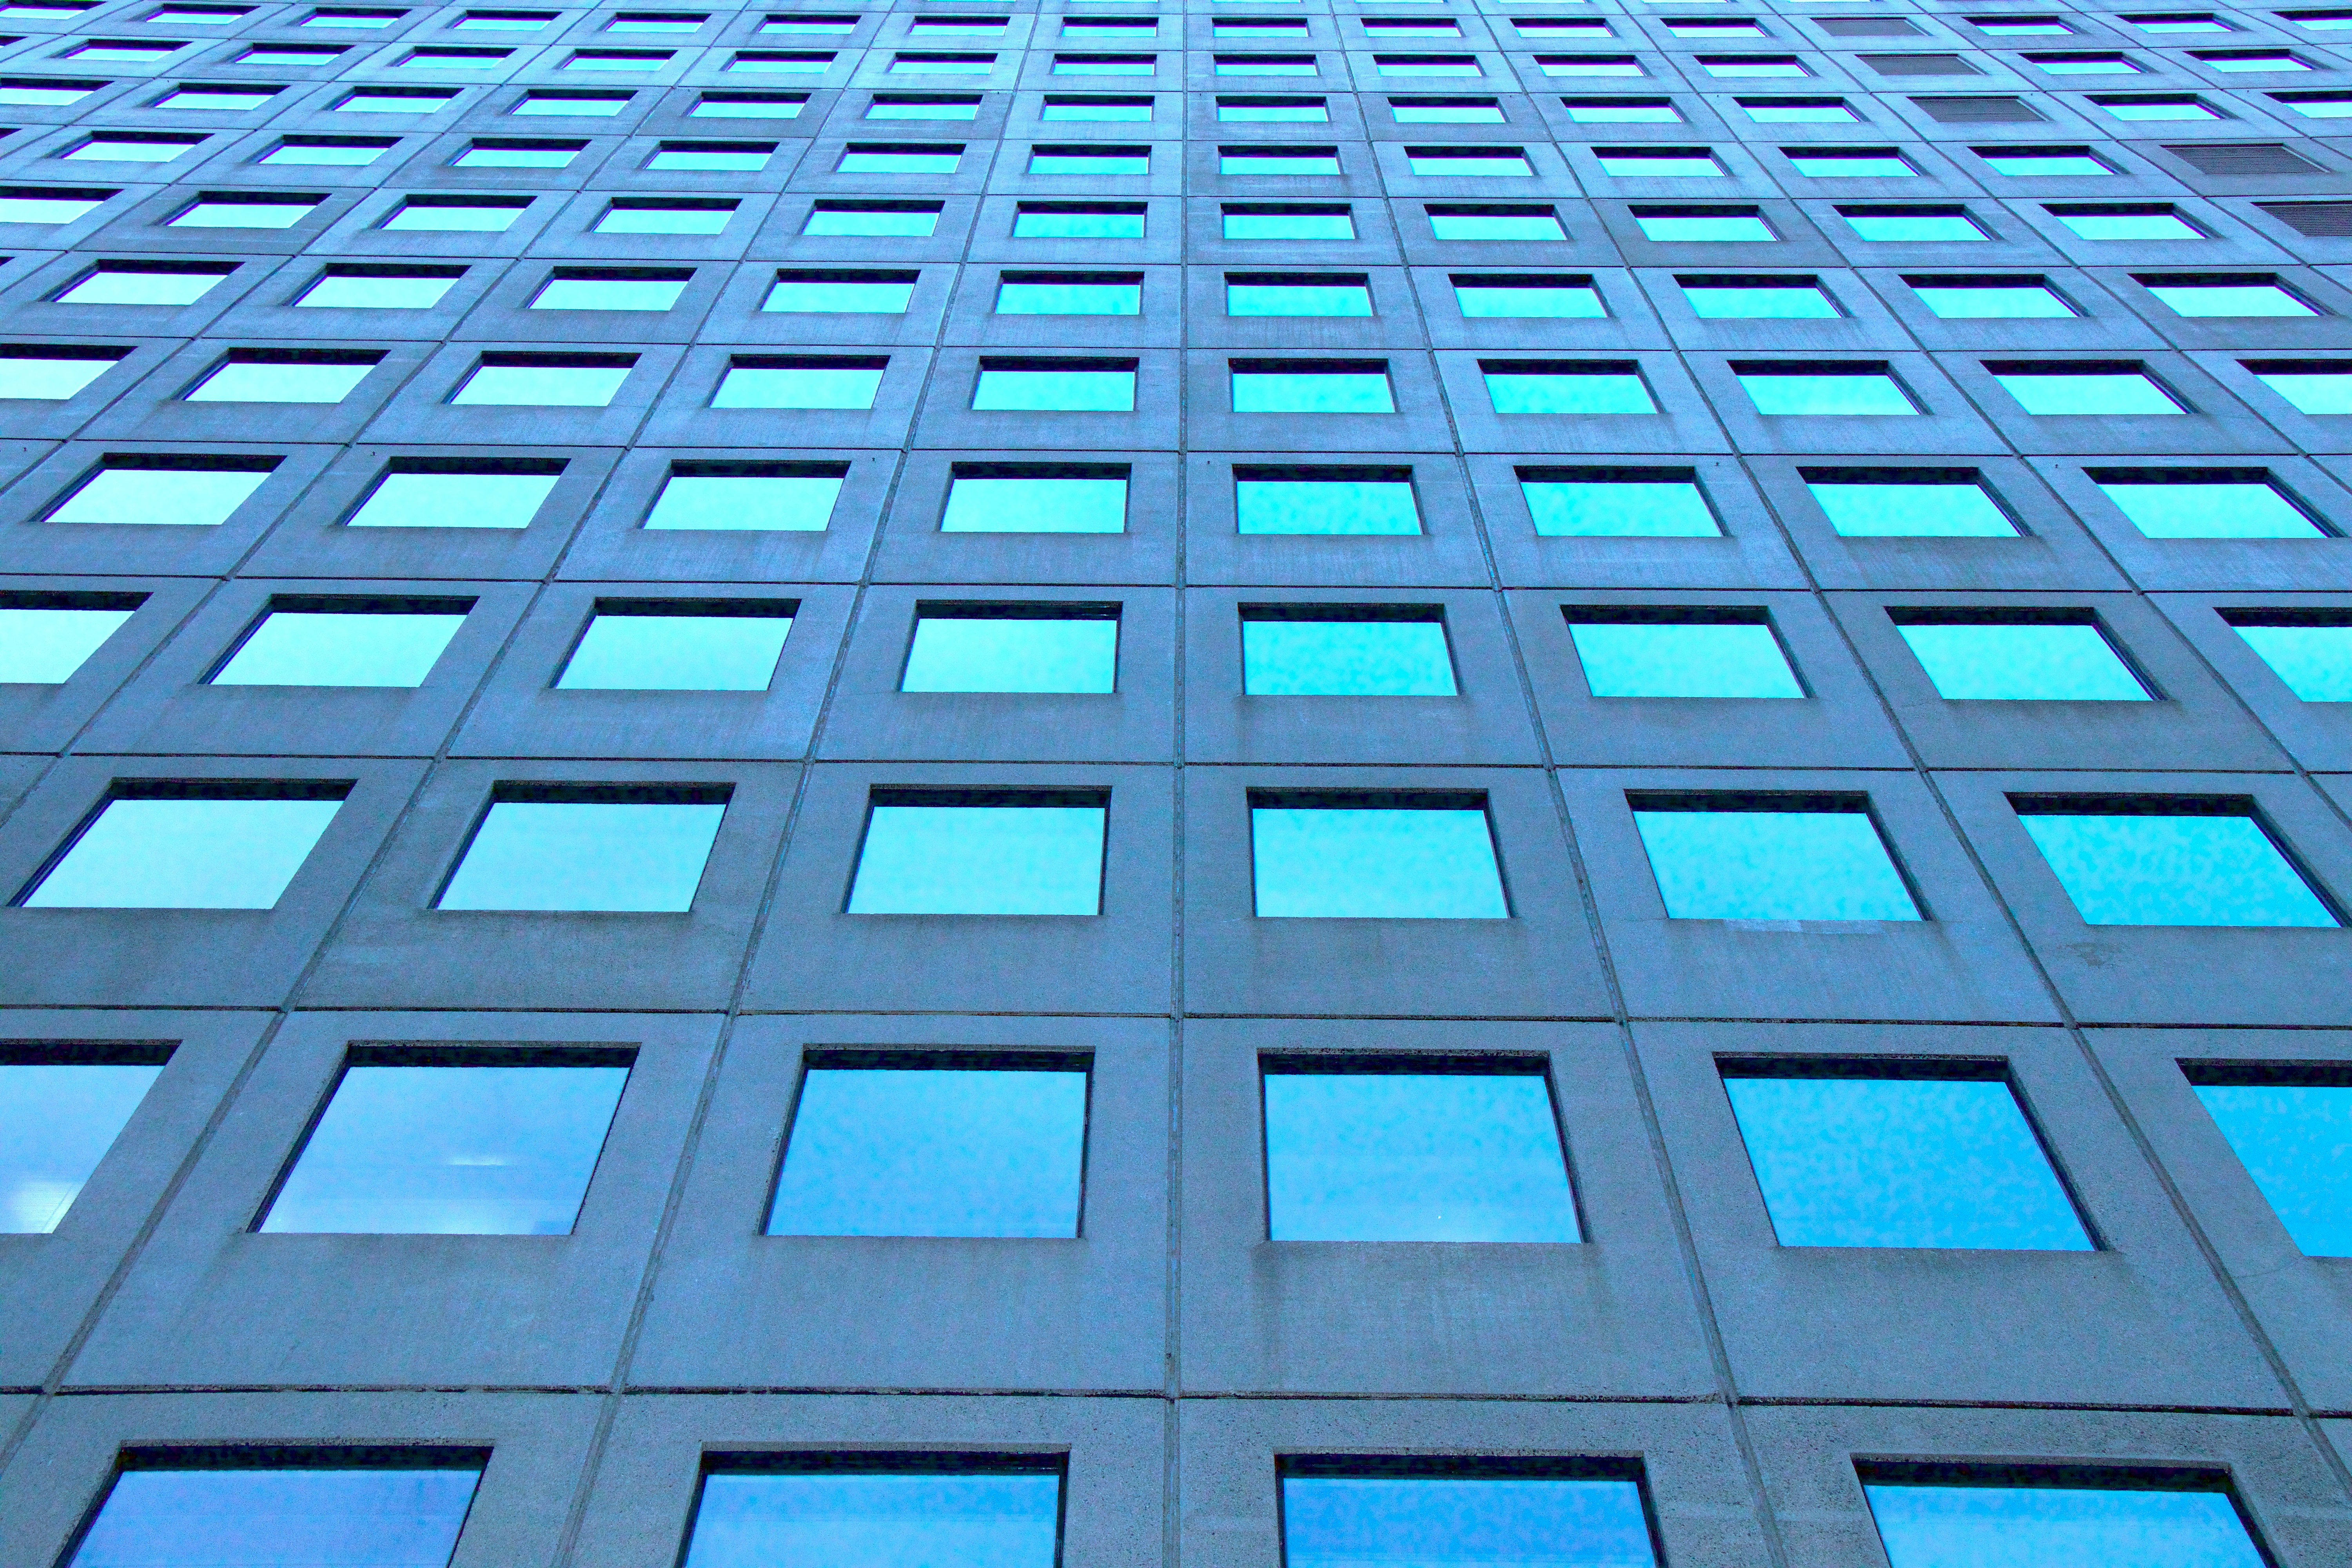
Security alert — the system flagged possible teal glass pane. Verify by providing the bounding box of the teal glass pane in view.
[1053,56,1156,74]
[1982,151,2109,176]
[848,805,1105,915]
[1997,371,2180,415]
[1740,372,1916,416]
[1486,368,1652,414]
[532,275,686,310]
[1524,479,1719,537]
[1742,99,1855,121]
[1283,1476,1651,1568]
[2097,481,2322,539]
[1227,281,1370,315]
[1232,370,1393,413]
[972,367,1135,411]
[0,1061,162,1233]
[995,279,1139,314]
[1455,282,1604,317]
[1243,619,1455,695]
[0,606,132,682]
[696,96,805,118]
[838,147,960,172]
[1632,808,1920,920]
[452,361,629,405]
[1912,283,2076,318]
[768,1067,1086,1236]
[1237,479,1420,535]
[681,1473,1060,1568]
[1429,208,1564,239]
[1570,621,1801,697]
[601,205,735,236]
[648,146,769,171]
[213,611,465,687]
[1216,56,1318,74]
[1406,151,1529,175]
[1633,211,1774,241]
[1809,481,2016,537]
[2254,369,2352,415]
[438,801,726,911]
[1223,208,1352,239]
[350,471,557,530]
[264,139,389,165]
[66,1467,480,1568]
[2053,209,2201,240]
[517,93,629,114]
[2195,1082,2352,1254]
[25,797,341,909]
[1844,210,1985,241]
[942,476,1127,533]
[2032,53,2140,72]
[2101,97,2217,118]
[60,269,228,305]
[1032,148,1147,174]
[261,1063,627,1234]
[713,363,883,408]
[1864,1483,2265,1568]
[1265,1074,1578,1241]
[557,612,790,690]
[0,353,117,399]
[0,194,107,223]
[1250,807,1508,917]
[1683,284,1837,318]
[804,205,933,236]
[902,616,1118,693]
[187,359,374,402]
[51,466,271,527]
[646,473,839,532]
[1898,622,2149,700]
[299,272,458,308]
[1395,99,1504,122]
[1014,206,1144,237]
[1045,99,1152,120]
[2234,623,2352,699]
[1596,152,1720,177]
[2018,811,2336,926]
[382,201,518,232]
[2279,92,2352,115]
[1726,1076,2092,1249]
[762,277,914,312]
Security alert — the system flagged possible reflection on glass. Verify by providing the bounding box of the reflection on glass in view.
[1632,806,1920,920]
[557,612,791,691]
[1284,1474,1655,1568]
[942,475,1127,533]
[1523,478,1720,537]
[0,1059,162,1232]
[0,606,134,682]
[2231,620,2352,700]
[452,361,630,406]
[1739,372,1916,416]
[51,465,272,527]
[762,275,916,313]
[67,1463,482,1568]
[681,1471,1061,1568]
[646,472,840,532]
[1864,1480,2265,1568]
[1251,806,1507,918]
[1996,370,2180,416]
[1910,283,2076,319]
[1569,619,1801,698]
[2017,810,2337,926]
[902,613,1118,693]
[350,470,557,530]
[1682,283,1837,318]
[437,800,726,911]
[1243,616,1455,696]
[849,804,1106,915]
[1266,1072,1577,1240]
[2095,479,2323,539]
[1485,367,1653,414]
[25,796,342,909]
[768,1067,1086,1236]
[1896,621,2149,701]
[298,270,460,309]
[2193,1078,2352,1255]
[1808,480,2017,538]
[212,610,466,687]
[1232,369,1393,414]
[1237,477,1420,535]
[971,366,1134,412]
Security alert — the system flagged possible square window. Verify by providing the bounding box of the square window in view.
[2098,94,2221,120]
[1979,146,2111,177]
[22,783,346,909]
[0,595,138,682]
[1805,471,2018,537]
[2093,472,2326,539]
[1236,466,1420,535]
[338,89,458,113]
[347,462,559,530]
[1630,796,1921,920]
[1633,207,1774,241]
[942,467,1129,534]
[532,269,691,311]
[1232,360,1394,414]
[170,195,322,230]
[1595,148,1723,178]
[185,351,381,404]
[0,1044,166,1234]
[713,356,886,410]
[69,1459,482,1566]
[265,136,396,167]
[994,272,1140,315]
[211,602,468,687]
[1483,359,1655,415]
[1222,145,1341,176]
[1032,143,1149,176]
[516,91,633,116]
[56,262,233,306]
[260,1051,629,1234]
[681,1466,1061,1568]
[2227,611,2352,700]
[2247,359,2352,415]
[768,1058,1087,1237]
[645,463,844,532]
[383,196,528,232]
[1993,363,2182,416]
[1520,468,1722,537]
[1044,95,1152,122]
[763,270,916,314]
[1740,96,1855,122]
[437,786,728,912]
[1682,277,1838,318]
[648,141,773,172]
[1841,205,1987,241]
[2143,277,2316,316]
[2029,52,2141,74]
[1863,1472,2269,1568]
[48,457,276,527]
[1250,794,1509,918]
[1567,609,1802,698]
[1241,606,1455,696]
[847,792,1108,915]
[804,200,933,237]
[554,601,792,691]
[1283,1469,1653,1568]
[2049,204,2202,240]
[453,354,634,407]
[1395,97,1502,123]
[838,142,961,174]
[1406,147,1532,176]
[1227,273,1370,316]
[1788,148,1917,177]
[0,345,124,399]
[1453,274,1604,318]
[971,358,1135,412]
[1908,276,2078,318]
[1265,1066,1577,1240]
[901,605,1120,693]
[2189,1063,2352,1255]
[1737,365,1919,416]
[2014,798,2337,926]
[1561,96,1678,123]
[698,93,806,119]
[1014,202,1143,238]
[1722,1063,2092,1248]
[456,139,581,168]
[1053,54,1156,76]
[1223,203,1352,240]
[65,132,206,163]
[1893,612,2149,700]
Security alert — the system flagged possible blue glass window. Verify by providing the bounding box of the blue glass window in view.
[1241,609,1455,696]
[600,199,737,235]
[1032,144,1147,174]
[848,795,1107,915]
[1631,799,1921,920]
[902,606,1119,693]
[1806,474,2018,537]
[1520,471,1720,537]
[49,459,276,528]
[1682,278,1838,318]
[2188,1065,2352,1256]
[2049,204,2201,240]
[1043,96,1151,122]
[1723,1065,2092,1248]
[1428,204,1564,240]
[1223,203,1353,240]
[972,360,1136,412]
[0,347,118,398]
[1909,278,2078,318]
[768,1060,1087,1236]
[2014,800,2337,927]
[0,600,136,682]
[1633,208,1773,241]
[942,470,1128,534]
[1862,1472,2267,1568]
[58,264,234,306]
[1015,203,1144,237]
[1738,367,1918,416]
[186,353,379,404]
[1236,470,1421,535]
[1251,797,1508,918]
[436,788,728,912]
[1893,613,2150,701]
[1232,362,1394,413]
[838,142,961,174]
[532,270,690,310]
[1,1046,165,1233]
[2143,278,2314,316]
[24,786,346,909]
[452,356,632,407]
[646,465,843,532]
[66,1457,483,1568]
[349,465,560,530]
[1265,1067,1578,1241]
[1842,206,1986,241]
[804,201,935,237]
[211,605,469,688]
[2249,362,2352,415]
[1484,361,1655,414]
[1568,612,1802,698]
[260,1053,629,1234]
[2093,474,2325,539]
[681,1465,1062,1568]
[713,358,884,410]
[555,604,792,691]
[994,274,1140,314]
[1221,95,1326,122]
[297,267,463,310]
[1283,1468,1655,1568]
[2227,613,2352,701]
[1453,275,1605,318]
[1994,365,2182,416]
[1227,274,1371,316]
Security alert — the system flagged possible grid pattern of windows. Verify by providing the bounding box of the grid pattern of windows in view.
[3,0,2352,1564]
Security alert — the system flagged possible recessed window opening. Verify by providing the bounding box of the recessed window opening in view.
[902,602,1120,694]
[1566,606,1804,699]
[0,343,127,400]
[45,453,280,528]
[1518,466,1722,537]
[972,356,1137,412]
[1906,274,2079,319]
[436,782,731,913]
[1681,274,1839,318]
[1223,202,1353,240]
[1628,791,1923,921]
[1390,96,1500,123]
[1250,789,1509,919]
[0,589,143,684]
[2011,793,2340,927]
[804,199,936,236]
[56,259,237,307]
[2088,467,2329,539]
[2223,608,2352,701]
[764,269,919,314]
[1632,204,1774,241]
[1735,361,1920,417]
[942,463,1129,534]
[995,271,1142,315]
[1483,358,1655,415]
[1282,1460,1659,1568]
[681,1457,1063,1568]
[646,461,847,533]
[452,352,636,407]
[1988,360,2186,416]
[67,1451,487,1568]
[1231,358,1393,414]
[2184,1059,2352,1256]
[1804,467,2020,538]
[183,348,384,404]
[1891,608,2153,702]
[847,788,1109,916]
[1241,604,1455,697]
[1840,204,1988,241]
[1452,273,1604,318]
[555,599,796,692]
[1236,465,1421,535]
[0,1040,170,1234]
[18,779,350,910]
[1859,1463,2271,1568]
[208,595,474,688]
[531,267,693,312]
[1226,272,1371,317]
[1014,200,1144,238]
[715,354,888,410]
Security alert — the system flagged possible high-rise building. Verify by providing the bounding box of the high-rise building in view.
[2,0,2352,1563]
